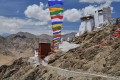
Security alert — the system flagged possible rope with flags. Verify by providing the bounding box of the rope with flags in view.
[48,0,64,52]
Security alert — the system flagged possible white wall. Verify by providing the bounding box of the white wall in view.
[86,19,94,32]
[99,13,104,23]
[103,7,112,25]
[77,18,94,36]
[95,7,112,28]
[94,11,99,28]
[79,21,86,35]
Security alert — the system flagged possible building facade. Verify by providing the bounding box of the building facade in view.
[94,7,112,28]
[76,7,112,36]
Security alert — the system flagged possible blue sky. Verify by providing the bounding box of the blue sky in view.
[0,0,120,35]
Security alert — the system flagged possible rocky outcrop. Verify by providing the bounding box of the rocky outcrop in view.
[0,58,69,80]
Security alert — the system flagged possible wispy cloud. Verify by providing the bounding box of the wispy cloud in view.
[64,8,81,22]
[24,2,82,22]
[0,2,79,35]
[0,16,48,34]
[81,2,113,16]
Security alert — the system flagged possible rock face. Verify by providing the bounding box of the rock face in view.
[0,32,52,56]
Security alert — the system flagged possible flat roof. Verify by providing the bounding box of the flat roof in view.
[98,9,103,12]
[81,15,94,20]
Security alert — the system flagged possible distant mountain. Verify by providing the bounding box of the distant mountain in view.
[62,32,76,41]
[0,35,5,42]
[37,34,52,43]
[1,33,10,37]
[0,32,77,56]
[7,32,36,39]
[0,36,5,54]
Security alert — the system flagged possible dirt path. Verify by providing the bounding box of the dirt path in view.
[47,65,120,80]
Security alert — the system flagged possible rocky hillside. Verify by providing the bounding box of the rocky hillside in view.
[0,24,120,80]
[0,58,53,80]
[51,24,120,77]
[0,58,79,80]
[0,58,114,80]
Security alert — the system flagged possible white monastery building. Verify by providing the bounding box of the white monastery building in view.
[76,7,112,36]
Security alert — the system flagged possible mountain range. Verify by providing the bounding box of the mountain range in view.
[0,32,76,56]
